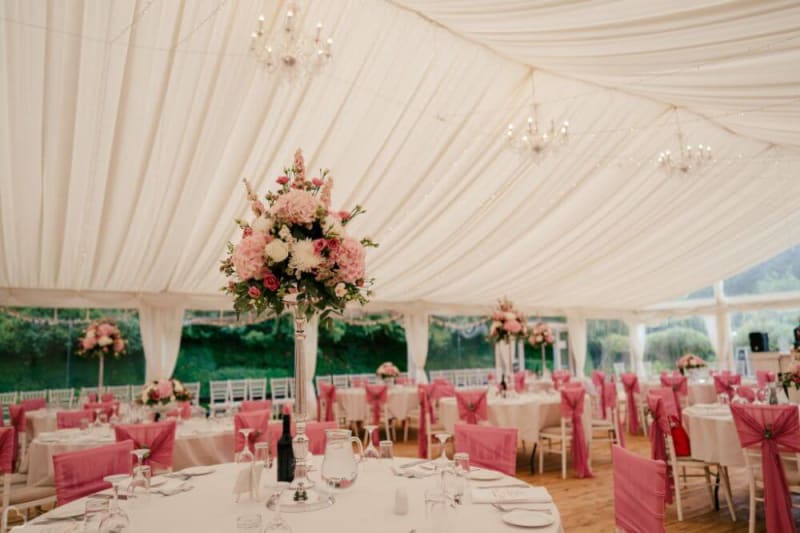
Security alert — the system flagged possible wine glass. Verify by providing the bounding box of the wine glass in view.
[82,497,110,530]
[264,482,292,532]
[434,433,451,466]
[127,464,151,505]
[378,440,394,473]
[451,452,470,504]
[238,428,255,463]
[236,514,263,532]
[362,425,379,460]
[98,474,130,533]
[255,442,271,468]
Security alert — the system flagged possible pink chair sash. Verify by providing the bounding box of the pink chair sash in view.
[621,373,640,434]
[513,372,526,394]
[316,383,336,422]
[365,384,388,446]
[100,393,115,402]
[241,400,272,413]
[592,370,607,418]
[113,420,177,471]
[0,427,15,475]
[417,385,434,458]
[53,440,134,506]
[8,405,25,435]
[612,445,666,533]
[455,390,488,425]
[56,410,96,429]
[87,393,98,403]
[305,421,337,455]
[429,380,455,402]
[659,375,687,419]
[756,370,776,389]
[21,398,46,411]
[454,423,518,476]
[713,373,741,398]
[730,404,800,533]
[552,370,571,390]
[234,410,271,453]
[560,387,592,478]
[603,382,625,448]
[83,401,119,419]
[648,387,679,419]
[646,393,674,503]
[736,385,756,403]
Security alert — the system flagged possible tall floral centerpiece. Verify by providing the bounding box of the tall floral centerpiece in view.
[677,353,706,380]
[528,322,555,377]
[376,362,400,384]
[488,298,527,381]
[77,320,126,388]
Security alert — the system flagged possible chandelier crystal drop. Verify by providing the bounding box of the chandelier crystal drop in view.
[249,2,333,80]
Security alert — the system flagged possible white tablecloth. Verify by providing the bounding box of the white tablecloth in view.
[682,404,743,467]
[438,392,592,445]
[336,386,418,422]
[27,418,235,486]
[25,409,57,440]
[525,379,554,394]
[640,378,758,407]
[15,457,563,533]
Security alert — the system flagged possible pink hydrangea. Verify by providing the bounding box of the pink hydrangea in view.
[97,323,113,337]
[157,380,173,398]
[334,237,366,283]
[271,189,320,225]
[232,233,268,281]
[82,337,97,350]
[504,320,522,333]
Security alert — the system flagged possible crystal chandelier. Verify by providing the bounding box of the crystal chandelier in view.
[504,72,569,160]
[249,2,333,80]
[658,108,713,176]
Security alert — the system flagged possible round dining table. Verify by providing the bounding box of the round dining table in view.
[681,404,745,467]
[15,457,564,532]
[26,418,235,487]
[336,385,418,422]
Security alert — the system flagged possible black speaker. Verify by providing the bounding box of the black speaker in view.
[749,332,769,352]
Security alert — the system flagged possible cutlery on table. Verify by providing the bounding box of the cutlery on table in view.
[491,503,552,513]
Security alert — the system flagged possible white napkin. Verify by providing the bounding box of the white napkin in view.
[471,486,552,504]
[232,465,263,501]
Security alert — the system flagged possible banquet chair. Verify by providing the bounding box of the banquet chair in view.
[316,383,337,424]
[454,390,488,425]
[620,373,642,436]
[105,385,132,403]
[78,387,102,403]
[7,407,26,475]
[47,389,74,409]
[56,410,95,430]
[209,380,230,416]
[241,400,272,413]
[19,398,45,412]
[538,385,592,479]
[713,373,741,401]
[467,371,484,387]
[0,427,56,531]
[182,382,200,406]
[612,445,666,533]
[315,376,332,389]
[331,375,349,389]
[365,374,378,385]
[228,379,248,409]
[234,410,271,460]
[755,370,776,389]
[415,385,446,459]
[52,440,133,507]
[305,421,338,455]
[364,384,393,444]
[454,424,518,477]
[730,404,800,533]
[113,420,177,473]
[591,383,622,453]
[17,391,45,403]
[647,393,735,522]
[454,371,468,388]
[247,378,267,401]
[270,378,294,419]
[659,374,688,415]
[612,363,626,379]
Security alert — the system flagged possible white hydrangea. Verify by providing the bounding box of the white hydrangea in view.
[98,336,113,347]
[265,239,289,263]
[289,239,322,273]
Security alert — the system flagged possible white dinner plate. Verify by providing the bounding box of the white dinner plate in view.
[501,510,555,528]
[44,505,85,520]
[469,468,503,481]
[180,466,215,476]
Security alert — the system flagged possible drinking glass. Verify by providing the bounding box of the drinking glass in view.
[98,474,130,533]
[378,440,394,472]
[264,482,292,532]
[424,487,455,532]
[255,442,271,468]
[82,497,110,530]
[434,433,450,466]
[362,425,379,460]
[236,514,263,532]
[238,428,255,463]
[127,464,151,504]
[451,452,470,503]
[79,418,90,432]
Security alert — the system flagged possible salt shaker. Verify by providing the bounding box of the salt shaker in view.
[394,487,409,515]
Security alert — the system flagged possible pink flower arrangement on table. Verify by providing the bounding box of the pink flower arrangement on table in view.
[220,149,378,320]
[487,297,528,344]
[77,320,126,359]
[780,362,800,391]
[137,379,191,406]
[528,322,555,348]
[677,353,706,371]
[376,362,400,378]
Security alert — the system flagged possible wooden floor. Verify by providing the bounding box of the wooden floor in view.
[391,431,794,532]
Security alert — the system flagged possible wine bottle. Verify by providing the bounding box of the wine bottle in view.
[277,413,295,482]
[500,374,507,397]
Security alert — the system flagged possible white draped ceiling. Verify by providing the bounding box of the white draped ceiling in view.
[1,0,800,317]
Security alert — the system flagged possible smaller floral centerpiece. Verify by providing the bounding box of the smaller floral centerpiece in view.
[528,322,555,348]
[677,353,706,377]
[780,363,800,393]
[78,320,126,388]
[488,297,528,344]
[137,379,191,407]
[377,362,400,384]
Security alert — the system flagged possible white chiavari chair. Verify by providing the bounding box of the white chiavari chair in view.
[105,385,132,402]
[209,380,229,416]
[18,391,46,402]
[270,378,293,418]
[47,389,74,409]
[228,379,248,410]
[246,378,267,401]
[182,382,201,406]
[331,375,349,389]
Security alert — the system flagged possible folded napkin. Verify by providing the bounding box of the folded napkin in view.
[471,486,552,505]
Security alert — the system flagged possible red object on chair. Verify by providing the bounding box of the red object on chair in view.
[736,385,756,403]
[646,393,676,503]
[83,401,119,419]
[455,390,488,425]
[713,373,741,399]
[417,385,434,458]
[755,370,776,389]
[612,445,666,533]
[365,384,388,446]
[20,398,46,412]
[560,386,592,478]
[621,373,640,434]
[592,371,607,418]
[0,427,15,474]
[241,400,272,413]
[8,405,25,436]
[234,410,271,454]
[53,440,134,506]
[513,372,527,394]
[730,404,800,533]
[56,410,96,429]
[316,383,336,422]
[429,380,455,402]
[305,421,338,454]
[454,424,518,477]
[113,420,177,472]
[552,370,571,390]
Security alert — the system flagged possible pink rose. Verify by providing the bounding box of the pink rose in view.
[545,335,554,343]
[313,239,327,254]
[156,380,173,398]
[248,286,262,298]
[504,320,522,333]
[535,335,543,343]
[337,210,351,222]
[263,272,279,292]
[326,239,340,253]
[82,337,96,350]
[231,233,268,280]
[97,323,113,337]
[312,177,323,187]
[493,312,504,321]
[242,227,253,238]
[277,176,289,185]
[113,339,124,352]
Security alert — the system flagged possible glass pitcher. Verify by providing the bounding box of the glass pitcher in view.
[320,429,363,490]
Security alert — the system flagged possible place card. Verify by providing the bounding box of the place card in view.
[471,486,552,505]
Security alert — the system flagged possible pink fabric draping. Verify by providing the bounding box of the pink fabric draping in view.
[713,373,741,399]
[87,393,98,403]
[621,373,640,434]
[612,445,666,533]
[21,398,46,411]
[730,404,800,533]
[603,382,625,448]
[552,370,571,390]
[659,375,687,419]
[454,423,518,477]
[305,421,337,455]
[0,427,14,474]
[736,386,756,403]
[351,378,367,388]
[100,393,114,402]
[233,410,271,453]
[365,384,388,446]
[756,370,777,389]
[8,405,25,435]
[53,440,134,506]
[646,394,673,504]
[514,372,526,394]
[113,420,177,472]
[56,410,95,429]
[560,386,592,478]
[592,370,607,419]
[455,390,488,425]
[316,383,336,422]
[241,400,272,413]
[83,401,120,418]
[417,385,434,458]
[648,387,679,419]
[430,380,456,402]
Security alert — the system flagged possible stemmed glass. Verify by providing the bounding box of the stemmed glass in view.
[98,474,130,533]
[94,408,103,428]
[362,425,379,460]
[127,464,151,505]
[434,433,451,466]
[238,428,255,463]
[264,482,292,532]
